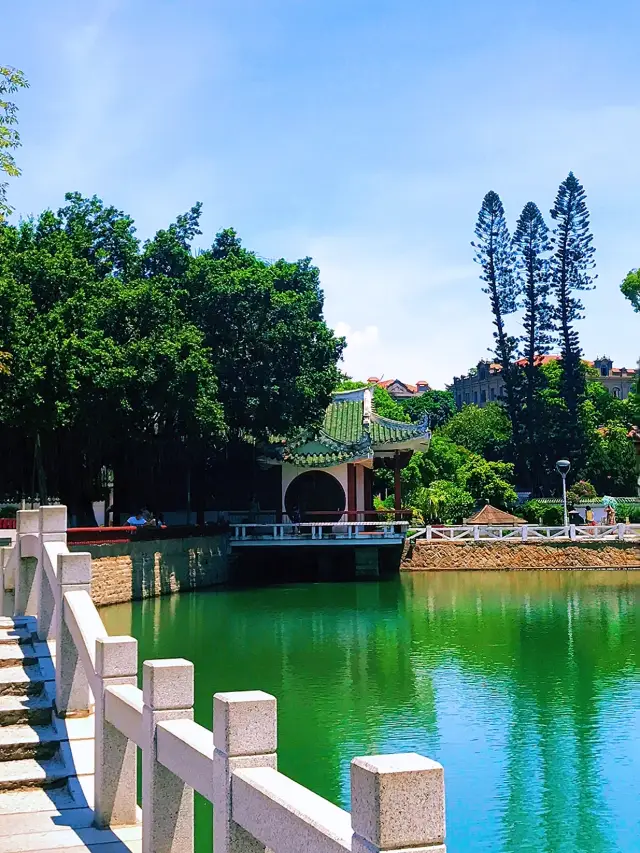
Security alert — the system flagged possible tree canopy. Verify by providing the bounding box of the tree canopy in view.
[621,269,640,314]
[0,193,343,520]
[441,403,512,460]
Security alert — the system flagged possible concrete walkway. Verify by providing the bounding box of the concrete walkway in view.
[0,616,141,852]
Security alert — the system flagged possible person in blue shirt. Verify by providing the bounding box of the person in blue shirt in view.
[126,511,147,527]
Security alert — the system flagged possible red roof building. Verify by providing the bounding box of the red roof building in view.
[367,378,431,399]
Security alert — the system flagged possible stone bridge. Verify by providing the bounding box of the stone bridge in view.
[0,507,446,852]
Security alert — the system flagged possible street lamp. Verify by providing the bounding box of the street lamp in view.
[556,459,571,527]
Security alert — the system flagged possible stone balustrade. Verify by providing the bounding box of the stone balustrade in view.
[6,506,447,852]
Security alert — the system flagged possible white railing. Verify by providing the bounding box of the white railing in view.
[5,507,446,853]
[232,521,409,542]
[407,523,640,543]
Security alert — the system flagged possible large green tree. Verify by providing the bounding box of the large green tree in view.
[0,66,28,221]
[513,201,554,488]
[0,194,343,521]
[549,172,596,438]
[472,191,520,434]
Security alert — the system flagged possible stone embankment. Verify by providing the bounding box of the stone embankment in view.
[70,535,230,606]
[402,540,640,571]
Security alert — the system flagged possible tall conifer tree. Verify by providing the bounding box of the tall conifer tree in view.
[513,201,554,486]
[472,191,519,433]
[549,173,596,423]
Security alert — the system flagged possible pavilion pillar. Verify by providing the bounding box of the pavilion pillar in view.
[394,452,402,521]
[364,467,373,521]
[347,463,357,521]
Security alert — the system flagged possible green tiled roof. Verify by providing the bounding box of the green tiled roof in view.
[287,449,359,467]
[370,416,429,444]
[262,390,431,468]
[322,401,364,444]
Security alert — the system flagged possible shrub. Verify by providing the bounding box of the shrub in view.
[622,505,640,523]
[567,480,597,506]
[521,500,564,525]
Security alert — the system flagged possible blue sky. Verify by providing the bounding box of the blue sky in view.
[4,0,640,388]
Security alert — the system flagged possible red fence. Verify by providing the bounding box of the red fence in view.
[0,519,16,529]
[66,526,137,545]
[66,524,229,546]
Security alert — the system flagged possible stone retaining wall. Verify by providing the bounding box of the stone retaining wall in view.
[70,535,230,606]
[402,540,640,571]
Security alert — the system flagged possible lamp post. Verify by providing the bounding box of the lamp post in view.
[556,459,571,528]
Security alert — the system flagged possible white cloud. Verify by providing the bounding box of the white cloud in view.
[334,322,379,347]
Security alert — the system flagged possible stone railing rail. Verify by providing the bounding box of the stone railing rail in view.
[6,506,447,852]
[406,523,640,543]
[232,521,409,542]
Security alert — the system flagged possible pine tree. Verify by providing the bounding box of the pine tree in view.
[513,201,554,488]
[549,173,596,422]
[472,191,520,433]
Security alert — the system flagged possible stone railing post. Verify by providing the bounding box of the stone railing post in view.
[521,524,528,542]
[473,525,480,541]
[0,546,10,613]
[569,524,576,541]
[94,636,138,828]
[617,522,626,541]
[425,526,432,541]
[351,753,446,853]
[213,691,278,853]
[37,505,67,642]
[142,659,194,853]
[14,509,40,617]
[55,552,93,716]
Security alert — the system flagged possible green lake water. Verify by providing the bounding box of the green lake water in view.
[101,570,640,852]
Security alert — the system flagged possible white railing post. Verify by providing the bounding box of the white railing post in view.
[213,691,277,853]
[473,525,480,541]
[569,524,576,541]
[37,505,67,642]
[94,636,139,828]
[618,522,626,541]
[14,509,40,617]
[56,552,93,716]
[351,753,446,852]
[521,524,528,542]
[0,547,7,614]
[142,659,194,853]
[426,525,432,541]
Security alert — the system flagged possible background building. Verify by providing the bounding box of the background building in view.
[449,356,638,409]
[367,378,431,399]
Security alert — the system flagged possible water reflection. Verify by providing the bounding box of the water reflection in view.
[102,571,640,853]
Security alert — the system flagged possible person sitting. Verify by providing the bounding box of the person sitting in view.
[126,511,147,527]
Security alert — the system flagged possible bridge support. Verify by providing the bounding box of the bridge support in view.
[355,546,380,579]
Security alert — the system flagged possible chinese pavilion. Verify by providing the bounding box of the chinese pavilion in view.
[261,387,431,520]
